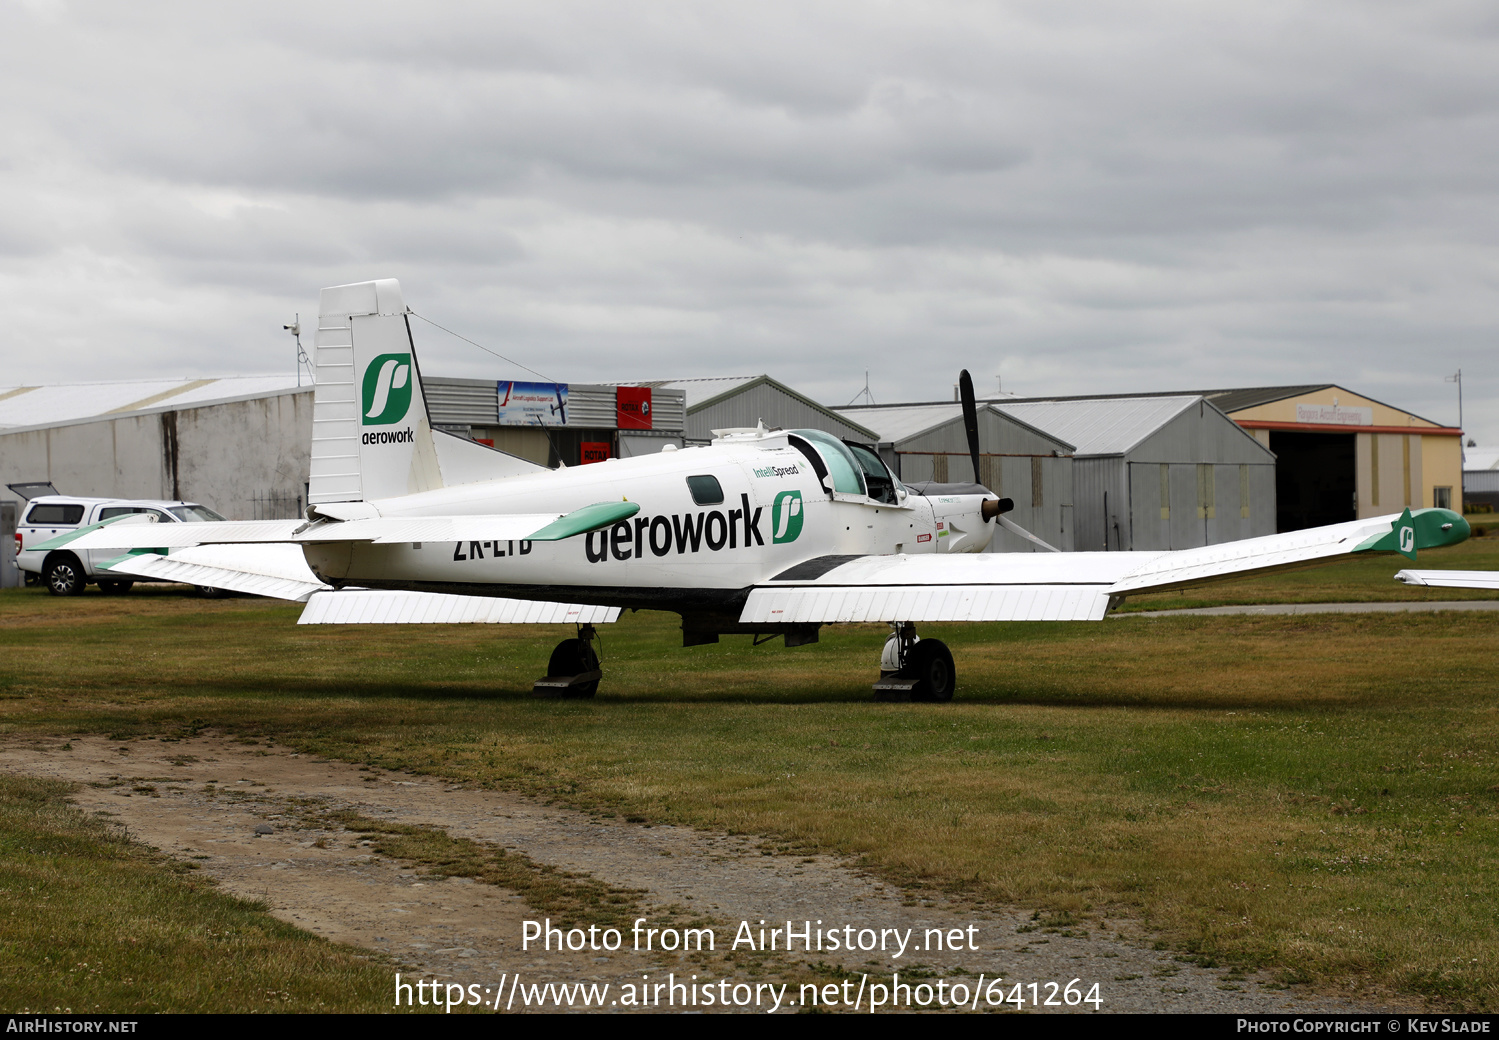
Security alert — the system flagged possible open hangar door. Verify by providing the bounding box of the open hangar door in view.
[1271,431,1356,532]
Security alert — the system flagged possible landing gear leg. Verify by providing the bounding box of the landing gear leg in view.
[872,622,955,703]
[533,624,602,698]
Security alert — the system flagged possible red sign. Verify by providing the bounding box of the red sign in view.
[581,441,612,464]
[616,386,653,430]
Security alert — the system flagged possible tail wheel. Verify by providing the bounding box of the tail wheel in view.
[546,638,601,698]
[97,581,134,595]
[906,639,955,703]
[44,554,85,597]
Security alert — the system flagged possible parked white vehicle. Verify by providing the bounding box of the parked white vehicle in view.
[12,489,227,595]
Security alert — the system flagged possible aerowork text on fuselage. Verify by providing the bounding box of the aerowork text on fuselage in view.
[585,493,767,563]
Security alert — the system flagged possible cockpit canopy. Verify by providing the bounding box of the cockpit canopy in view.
[787,429,899,505]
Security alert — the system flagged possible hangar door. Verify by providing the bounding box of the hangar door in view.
[1271,431,1355,532]
[1129,463,1271,549]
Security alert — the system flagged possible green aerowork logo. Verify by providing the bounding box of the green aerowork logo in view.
[1396,507,1417,561]
[362,353,413,425]
[771,490,803,544]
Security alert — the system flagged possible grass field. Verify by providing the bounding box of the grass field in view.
[1,545,1498,1011]
[0,774,399,1013]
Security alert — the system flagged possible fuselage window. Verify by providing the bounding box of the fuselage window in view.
[788,429,865,496]
[686,474,724,505]
[846,442,898,504]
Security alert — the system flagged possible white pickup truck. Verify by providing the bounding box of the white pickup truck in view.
[13,490,227,595]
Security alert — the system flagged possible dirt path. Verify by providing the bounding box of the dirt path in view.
[0,733,1393,1014]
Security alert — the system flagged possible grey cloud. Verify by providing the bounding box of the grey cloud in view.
[0,0,1492,440]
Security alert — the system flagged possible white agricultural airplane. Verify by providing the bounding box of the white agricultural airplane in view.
[41,279,1473,701]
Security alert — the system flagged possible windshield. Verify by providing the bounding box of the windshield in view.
[788,430,865,496]
[845,442,898,504]
[169,505,226,522]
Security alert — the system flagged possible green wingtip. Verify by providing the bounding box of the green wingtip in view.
[525,501,642,541]
[1354,507,1469,561]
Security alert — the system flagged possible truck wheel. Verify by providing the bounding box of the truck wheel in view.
[97,581,134,595]
[44,554,86,597]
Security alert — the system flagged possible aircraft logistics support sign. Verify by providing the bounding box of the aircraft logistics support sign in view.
[616,386,653,430]
[498,382,568,426]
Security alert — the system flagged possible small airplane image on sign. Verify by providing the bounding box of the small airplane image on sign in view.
[42,279,1471,702]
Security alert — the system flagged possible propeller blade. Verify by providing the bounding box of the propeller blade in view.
[958,369,982,485]
[998,515,1061,553]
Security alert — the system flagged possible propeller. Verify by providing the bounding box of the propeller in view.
[959,369,981,485]
[961,368,1062,552]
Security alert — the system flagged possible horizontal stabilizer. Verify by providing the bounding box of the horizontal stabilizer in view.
[100,543,329,602]
[297,590,621,625]
[1394,569,1499,590]
[60,502,648,551]
[54,519,307,551]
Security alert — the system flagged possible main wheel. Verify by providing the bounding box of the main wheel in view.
[97,580,134,595]
[546,638,601,698]
[44,554,86,597]
[906,639,955,702]
[196,585,229,598]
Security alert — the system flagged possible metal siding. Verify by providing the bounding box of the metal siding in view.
[422,377,498,427]
[1128,463,1170,551]
[1131,400,1276,465]
[1073,457,1126,551]
[561,384,616,428]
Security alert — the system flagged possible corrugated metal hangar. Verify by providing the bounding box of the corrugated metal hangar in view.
[1066,385,1464,530]
[995,396,1276,550]
[1465,448,1499,510]
[841,393,1276,552]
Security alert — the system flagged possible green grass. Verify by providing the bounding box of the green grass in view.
[2,574,1498,1009]
[0,773,400,1013]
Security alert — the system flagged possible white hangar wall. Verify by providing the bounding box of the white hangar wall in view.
[0,388,314,520]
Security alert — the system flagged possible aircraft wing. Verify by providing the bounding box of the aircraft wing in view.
[1394,569,1499,590]
[741,509,1470,624]
[297,591,620,625]
[100,543,330,601]
[100,543,622,623]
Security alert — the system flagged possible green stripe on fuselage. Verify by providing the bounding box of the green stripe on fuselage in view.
[525,501,641,541]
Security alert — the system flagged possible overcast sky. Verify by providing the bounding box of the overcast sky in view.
[2,1,1494,441]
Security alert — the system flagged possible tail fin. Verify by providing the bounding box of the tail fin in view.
[308,279,542,506]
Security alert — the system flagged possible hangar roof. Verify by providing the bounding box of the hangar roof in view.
[0,376,303,431]
[994,396,1202,456]
[624,375,880,440]
[837,401,1073,451]
[1466,448,1499,472]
